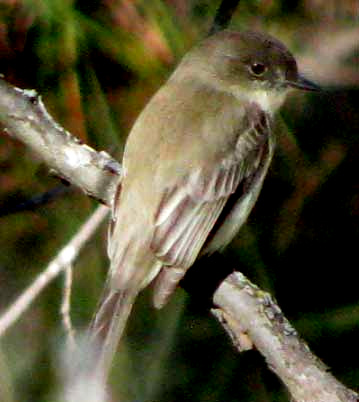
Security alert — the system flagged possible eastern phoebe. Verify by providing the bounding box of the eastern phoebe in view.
[90,29,319,375]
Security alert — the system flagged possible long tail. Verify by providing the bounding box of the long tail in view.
[88,288,137,380]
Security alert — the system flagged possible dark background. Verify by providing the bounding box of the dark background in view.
[0,1,358,401]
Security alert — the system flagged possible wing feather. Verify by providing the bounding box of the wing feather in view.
[149,108,272,307]
[158,197,227,267]
[153,198,202,261]
[151,161,244,269]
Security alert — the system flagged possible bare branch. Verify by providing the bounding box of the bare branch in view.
[213,272,359,402]
[0,205,109,337]
[0,78,121,206]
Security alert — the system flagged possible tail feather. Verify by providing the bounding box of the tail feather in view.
[88,288,137,379]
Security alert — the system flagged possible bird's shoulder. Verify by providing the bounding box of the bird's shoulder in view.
[125,80,270,173]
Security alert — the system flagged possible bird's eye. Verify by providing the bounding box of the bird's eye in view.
[250,62,267,76]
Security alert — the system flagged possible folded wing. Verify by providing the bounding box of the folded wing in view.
[151,114,271,307]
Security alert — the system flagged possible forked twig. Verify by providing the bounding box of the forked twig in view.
[0,205,109,337]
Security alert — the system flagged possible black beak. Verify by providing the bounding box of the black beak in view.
[286,74,321,92]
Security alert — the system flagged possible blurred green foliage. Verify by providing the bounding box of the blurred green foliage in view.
[0,1,358,401]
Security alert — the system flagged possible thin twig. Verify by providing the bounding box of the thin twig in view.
[61,264,77,351]
[209,0,241,36]
[0,185,72,217]
[0,205,109,337]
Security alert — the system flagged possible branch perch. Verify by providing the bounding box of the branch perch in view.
[212,272,359,402]
[0,79,122,206]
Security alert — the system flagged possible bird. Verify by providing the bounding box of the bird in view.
[89,29,319,377]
